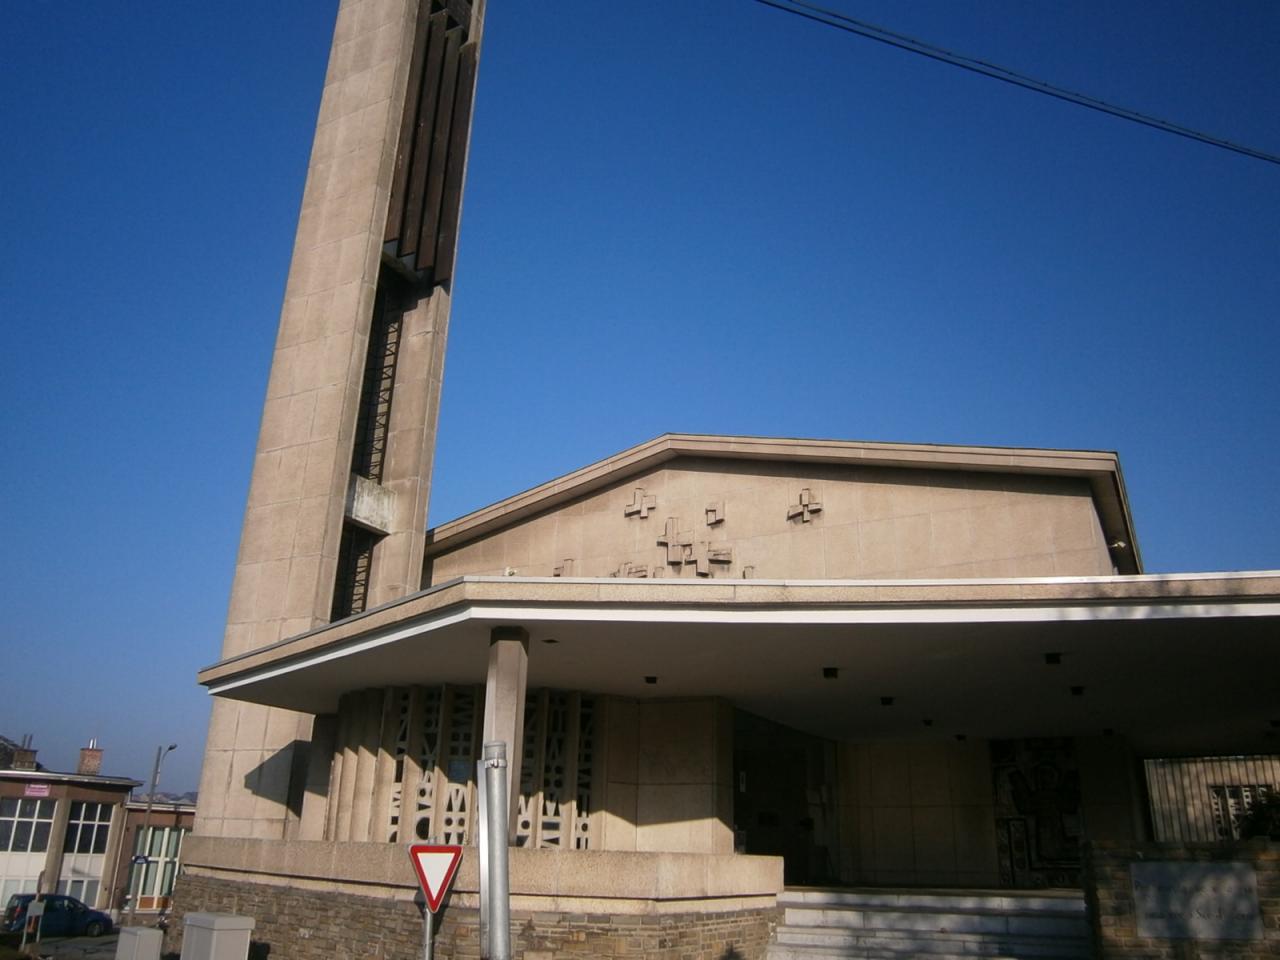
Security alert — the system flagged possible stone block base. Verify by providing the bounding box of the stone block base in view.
[167,874,777,960]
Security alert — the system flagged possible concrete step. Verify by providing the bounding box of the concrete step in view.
[779,887,1086,915]
[776,926,1088,956]
[782,907,1088,937]
[767,887,1093,960]
[770,946,1087,960]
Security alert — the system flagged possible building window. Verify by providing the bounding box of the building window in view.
[127,825,187,908]
[0,798,56,854]
[63,802,112,855]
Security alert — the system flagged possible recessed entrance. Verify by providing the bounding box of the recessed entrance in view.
[732,709,838,886]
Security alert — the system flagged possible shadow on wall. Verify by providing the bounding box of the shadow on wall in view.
[243,739,309,821]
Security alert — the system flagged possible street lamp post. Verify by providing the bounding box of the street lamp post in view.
[126,744,176,927]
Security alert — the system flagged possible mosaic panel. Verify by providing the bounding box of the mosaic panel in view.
[992,738,1083,888]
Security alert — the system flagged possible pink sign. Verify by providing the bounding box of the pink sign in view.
[23,783,50,798]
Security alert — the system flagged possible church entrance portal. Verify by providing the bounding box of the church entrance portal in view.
[732,710,838,886]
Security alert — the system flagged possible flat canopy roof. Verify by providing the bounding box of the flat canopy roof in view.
[199,572,1280,757]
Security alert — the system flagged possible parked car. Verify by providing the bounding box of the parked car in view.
[2,894,112,937]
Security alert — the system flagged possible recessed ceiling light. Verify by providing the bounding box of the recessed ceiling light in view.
[1071,685,1085,697]
[822,666,839,679]
[880,696,895,707]
[1044,652,1062,665]
[644,676,658,685]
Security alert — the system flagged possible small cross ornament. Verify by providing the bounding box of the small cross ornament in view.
[787,488,823,523]
[624,487,657,519]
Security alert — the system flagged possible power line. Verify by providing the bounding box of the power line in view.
[752,0,1280,167]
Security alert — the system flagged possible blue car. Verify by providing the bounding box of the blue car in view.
[3,893,113,938]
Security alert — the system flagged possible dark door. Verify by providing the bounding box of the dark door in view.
[733,710,838,885]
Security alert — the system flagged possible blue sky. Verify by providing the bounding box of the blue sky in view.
[1,1,1276,792]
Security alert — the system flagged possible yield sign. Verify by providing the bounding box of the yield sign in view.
[409,844,463,913]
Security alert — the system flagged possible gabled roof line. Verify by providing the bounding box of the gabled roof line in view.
[424,433,1140,571]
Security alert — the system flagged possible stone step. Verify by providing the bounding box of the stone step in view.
[776,925,1089,956]
[778,887,1086,916]
[768,887,1093,960]
[783,906,1088,937]
[769,945,1088,960]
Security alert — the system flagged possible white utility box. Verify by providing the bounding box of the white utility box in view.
[179,912,255,960]
[115,926,163,960]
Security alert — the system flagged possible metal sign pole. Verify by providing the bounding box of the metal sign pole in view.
[481,742,510,960]
[422,903,433,960]
[476,759,489,959]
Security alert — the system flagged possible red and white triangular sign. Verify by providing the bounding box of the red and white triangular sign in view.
[409,844,463,913]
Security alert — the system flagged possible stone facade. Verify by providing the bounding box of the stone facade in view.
[167,873,777,960]
[427,456,1120,585]
[1085,840,1280,959]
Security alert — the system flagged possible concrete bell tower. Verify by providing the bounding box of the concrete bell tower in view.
[196,0,486,840]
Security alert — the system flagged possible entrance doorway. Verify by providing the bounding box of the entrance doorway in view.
[732,710,838,885]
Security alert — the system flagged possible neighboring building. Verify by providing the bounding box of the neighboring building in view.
[108,799,196,917]
[0,741,140,908]
[173,2,1280,958]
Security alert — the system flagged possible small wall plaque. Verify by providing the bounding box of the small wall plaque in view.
[1131,861,1263,941]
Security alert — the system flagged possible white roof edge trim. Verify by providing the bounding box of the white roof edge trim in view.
[462,601,1280,625]
[456,570,1280,587]
[205,598,1280,698]
[206,605,475,697]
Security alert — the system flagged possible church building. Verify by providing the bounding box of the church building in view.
[172,3,1280,959]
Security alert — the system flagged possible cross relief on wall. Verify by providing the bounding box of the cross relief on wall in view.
[623,487,657,519]
[656,517,694,565]
[689,542,733,577]
[787,487,823,522]
[655,517,733,577]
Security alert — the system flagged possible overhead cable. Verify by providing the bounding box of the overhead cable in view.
[752,0,1280,167]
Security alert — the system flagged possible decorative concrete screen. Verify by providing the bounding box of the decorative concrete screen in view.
[1145,755,1280,841]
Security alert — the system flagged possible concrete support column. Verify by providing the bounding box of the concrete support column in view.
[98,802,128,910]
[482,626,529,832]
[298,715,337,841]
[40,795,72,894]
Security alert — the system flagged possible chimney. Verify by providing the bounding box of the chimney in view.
[78,738,103,776]
[13,734,37,770]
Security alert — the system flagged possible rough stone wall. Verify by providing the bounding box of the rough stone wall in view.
[166,874,777,960]
[1085,840,1280,959]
